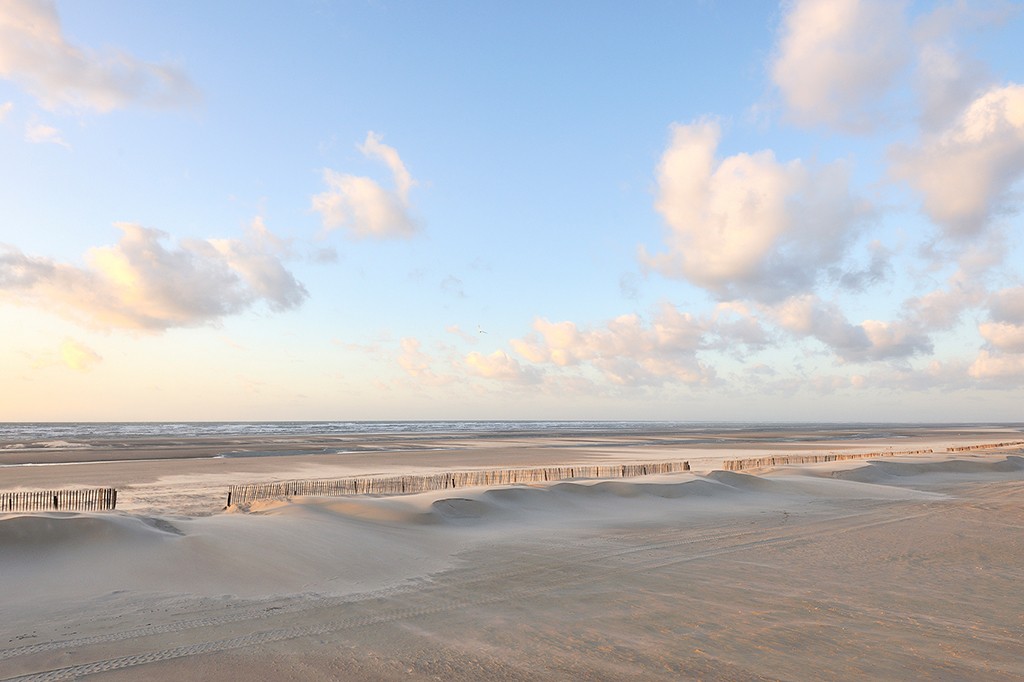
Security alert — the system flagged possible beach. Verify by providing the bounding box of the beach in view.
[2,424,1024,680]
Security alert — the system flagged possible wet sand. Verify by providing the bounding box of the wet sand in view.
[2,425,1023,680]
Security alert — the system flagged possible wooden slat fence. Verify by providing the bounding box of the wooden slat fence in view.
[0,488,117,512]
[721,448,935,472]
[947,440,1024,452]
[227,461,691,506]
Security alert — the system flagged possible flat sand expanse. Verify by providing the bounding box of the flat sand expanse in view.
[2,426,1024,680]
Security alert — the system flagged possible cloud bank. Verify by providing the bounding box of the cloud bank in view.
[454,1,1023,401]
[510,304,713,387]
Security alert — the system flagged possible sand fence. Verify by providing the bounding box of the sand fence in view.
[227,461,692,506]
[946,440,1024,452]
[720,448,937,472]
[0,488,118,512]
[719,439,1024,472]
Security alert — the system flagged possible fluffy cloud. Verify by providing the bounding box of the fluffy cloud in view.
[771,0,1015,133]
[771,0,909,130]
[312,132,418,239]
[0,0,198,111]
[914,39,985,131]
[901,267,986,332]
[465,350,541,384]
[913,1,1016,129]
[971,285,1024,372]
[978,322,1024,352]
[641,120,870,302]
[510,304,713,386]
[704,302,771,352]
[892,84,1024,236]
[968,350,1024,381]
[903,288,975,332]
[773,295,932,362]
[989,285,1024,323]
[0,221,306,330]
[206,218,306,312]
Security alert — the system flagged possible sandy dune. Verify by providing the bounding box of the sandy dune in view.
[2,427,1024,680]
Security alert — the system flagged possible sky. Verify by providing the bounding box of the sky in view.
[1,0,1023,422]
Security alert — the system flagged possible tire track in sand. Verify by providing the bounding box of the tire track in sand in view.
[3,500,957,681]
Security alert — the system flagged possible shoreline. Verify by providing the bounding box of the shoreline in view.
[1,424,1022,517]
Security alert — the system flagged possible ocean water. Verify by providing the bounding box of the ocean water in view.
[0,420,689,441]
[1,420,1018,445]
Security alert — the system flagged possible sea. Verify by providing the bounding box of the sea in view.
[1,420,1018,446]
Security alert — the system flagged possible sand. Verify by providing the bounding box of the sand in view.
[2,425,1024,680]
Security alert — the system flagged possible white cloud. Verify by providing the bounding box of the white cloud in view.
[891,84,1024,236]
[360,131,415,202]
[25,121,68,147]
[641,119,870,302]
[0,0,198,111]
[978,321,1024,352]
[914,40,986,131]
[969,349,1024,381]
[975,285,1024,354]
[903,287,977,331]
[989,285,1024,323]
[510,303,713,386]
[913,1,1016,129]
[704,302,771,352]
[465,349,541,384]
[771,0,1016,135]
[773,295,932,362]
[0,221,307,330]
[207,218,306,313]
[312,132,418,239]
[771,0,909,131]
[901,266,987,332]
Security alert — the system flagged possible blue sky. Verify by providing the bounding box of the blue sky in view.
[1,0,1023,421]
